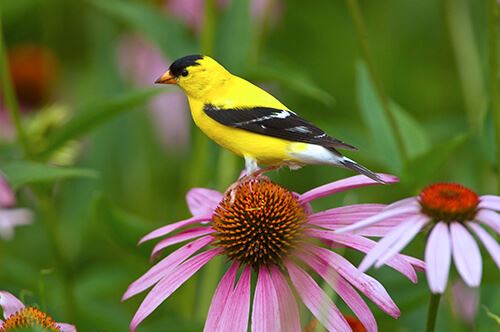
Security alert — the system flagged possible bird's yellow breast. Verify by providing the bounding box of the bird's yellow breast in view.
[186,76,307,166]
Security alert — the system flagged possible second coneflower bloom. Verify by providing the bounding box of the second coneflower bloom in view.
[337,183,500,294]
[124,174,424,332]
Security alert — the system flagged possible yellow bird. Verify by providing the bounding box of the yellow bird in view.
[155,54,384,183]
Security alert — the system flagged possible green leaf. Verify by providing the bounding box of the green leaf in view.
[39,88,161,158]
[87,0,196,59]
[215,0,253,72]
[390,101,431,159]
[248,64,335,106]
[401,133,468,190]
[1,161,98,190]
[356,61,402,173]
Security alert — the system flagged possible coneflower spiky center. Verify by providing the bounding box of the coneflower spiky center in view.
[0,307,60,332]
[212,178,306,268]
[419,183,479,222]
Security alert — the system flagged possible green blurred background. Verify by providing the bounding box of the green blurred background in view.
[0,0,499,330]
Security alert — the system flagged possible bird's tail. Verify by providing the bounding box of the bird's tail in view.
[338,157,387,184]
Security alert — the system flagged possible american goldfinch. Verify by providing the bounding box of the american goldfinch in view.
[155,54,384,183]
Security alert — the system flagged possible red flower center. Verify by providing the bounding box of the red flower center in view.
[212,177,306,268]
[419,183,479,222]
[0,307,60,332]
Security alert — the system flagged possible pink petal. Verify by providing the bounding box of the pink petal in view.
[479,195,500,210]
[0,291,24,319]
[450,222,482,287]
[269,266,301,332]
[304,254,377,332]
[468,223,500,269]
[306,229,418,283]
[334,205,420,235]
[374,216,428,268]
[309,204,413,237]
[186,188,222,216]
[216,266,251,332]
[203,262,240,332]
[123,235,214,300]
[400,254,426,272]
[476,209,500,234]
[425,222,451,293]
[56,323,77,332]
[252,267,280,332]
[303,246,400,318]
[356,218,420,273]
[383,197,419,210]
[151,227,214,258]
[138,215,211,244]
[299,174,399,204]
[286,261,351,332]
[130,247,222,332]
[0,175,15,208]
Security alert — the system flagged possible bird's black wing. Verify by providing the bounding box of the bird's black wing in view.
[204,104,357,151]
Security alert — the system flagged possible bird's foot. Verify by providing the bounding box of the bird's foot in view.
[224,168,277,204]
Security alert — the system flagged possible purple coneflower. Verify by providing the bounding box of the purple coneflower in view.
[336,183,500,294]
[0,175,32,240]
[124,174,424,332]
[0,291,76,331]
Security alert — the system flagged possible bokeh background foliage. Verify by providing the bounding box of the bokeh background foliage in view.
[0,0,499,331]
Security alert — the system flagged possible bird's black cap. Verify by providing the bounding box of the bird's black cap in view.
[169,54,203,77]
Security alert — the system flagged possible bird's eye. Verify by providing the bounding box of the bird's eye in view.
[181,69,189,77]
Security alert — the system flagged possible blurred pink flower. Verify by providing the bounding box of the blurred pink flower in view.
[337,183,500,294]
[165,0,283,33]
[117,35,190,152]
[0,291,76,331]
[0,175,32,241]
[124,174,424,332]
[451,280,479,326]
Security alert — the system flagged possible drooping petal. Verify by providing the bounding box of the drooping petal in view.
[216,266,251,332]
[138,215,211,244]
[476,209,500,234]
[309,204,411,237]
[203,262,240,332]
[151,227,214,258]
[356,218,420,273]
[186,188,223,216]
[303,246,400,318]
[306,229,418,283]
[299,174,399,204]
[0,291,24,319]
[450,222,482,287]
[123,235,214,301]
[468,223,500,269]
[400,255,426,272]
[335,205,420,235]
[425,222,451,293]
[130,247,222,332]
[269,266,301,332]
[286,261,351,332]
[304,253,377,332]
[56,322,77,332]
[383,197,419,210]
[479,195,500,210]
[374,216,428,268]
[252,267,280,332]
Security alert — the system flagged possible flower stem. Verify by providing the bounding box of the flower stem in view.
[0,12,31,157]
[344,0,408,163]
[37,191,77,322]
[425,293,441,332]
[488,0,500,194]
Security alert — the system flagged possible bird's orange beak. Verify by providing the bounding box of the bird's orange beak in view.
[154,70,176,84]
